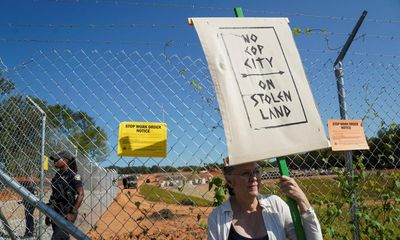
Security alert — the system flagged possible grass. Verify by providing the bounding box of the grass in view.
[259,172,398,203]
[139,173,398,208]
[139,183,213,207]
[258,177,340,203]
[259,172,400,239]
[315,203,400,239]
[139,172,399,238]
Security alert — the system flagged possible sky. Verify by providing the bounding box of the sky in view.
[1,0,399,68]
[1,0,399,167]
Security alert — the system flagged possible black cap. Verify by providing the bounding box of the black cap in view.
[49,150,74,162]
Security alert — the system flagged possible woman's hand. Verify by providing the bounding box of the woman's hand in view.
[279,176,311,213]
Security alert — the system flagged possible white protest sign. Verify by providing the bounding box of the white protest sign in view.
[191,18,329,166]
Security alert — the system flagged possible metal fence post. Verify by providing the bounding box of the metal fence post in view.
[90,160,93,228]
[100,167,104,216]
[333,11,367,240]
[27,96,46,240]
[334,62,360,240]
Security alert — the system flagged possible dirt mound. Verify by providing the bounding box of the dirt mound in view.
[149,208,176,220]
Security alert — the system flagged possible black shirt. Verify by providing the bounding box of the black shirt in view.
[228,225,269,240]
[50,169,83,214]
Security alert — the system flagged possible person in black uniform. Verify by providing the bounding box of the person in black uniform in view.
[48,151,84,240]
[19,181,36,238]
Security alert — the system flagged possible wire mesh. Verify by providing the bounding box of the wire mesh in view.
[0,89,42,237]
[0,75,118,238]
[0,50,399,239]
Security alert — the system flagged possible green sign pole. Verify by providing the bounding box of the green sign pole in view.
[234,7,244,17]
[233,7,306,240]
[278,157,307,240]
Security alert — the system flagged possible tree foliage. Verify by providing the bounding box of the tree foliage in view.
[0,75,109,173]
[29,98,109,162]
[0,95,42,177]
[286,122,399,170]
[44,103,109,161]
[107,163,223,174]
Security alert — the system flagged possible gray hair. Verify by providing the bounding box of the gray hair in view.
[222,157,235,196]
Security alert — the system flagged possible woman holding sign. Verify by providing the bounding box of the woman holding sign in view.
[207,158,322,240]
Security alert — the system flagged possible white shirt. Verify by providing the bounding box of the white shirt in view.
[207,194,323,240]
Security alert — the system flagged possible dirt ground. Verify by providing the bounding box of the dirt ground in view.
[87,174,214,240]
[4,170,396,239]
[86,169,400,239]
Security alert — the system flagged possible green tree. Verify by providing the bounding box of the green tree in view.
[1,95,109,171]
[0,95,42,177]
[38,101,109,162]
[1,73,109,165]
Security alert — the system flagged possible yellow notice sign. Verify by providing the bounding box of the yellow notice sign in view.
[328,120,369,151]
[117,122,167,157]
[43,155,49,171]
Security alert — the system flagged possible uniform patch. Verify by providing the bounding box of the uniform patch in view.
[74,174,81,181]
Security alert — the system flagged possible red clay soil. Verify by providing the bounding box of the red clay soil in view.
[0,177,51,201]
[87,177,213,240]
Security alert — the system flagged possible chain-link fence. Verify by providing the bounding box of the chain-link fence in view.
[0,89,44,238]
[0,49,399,239]
[0,79,118,238]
